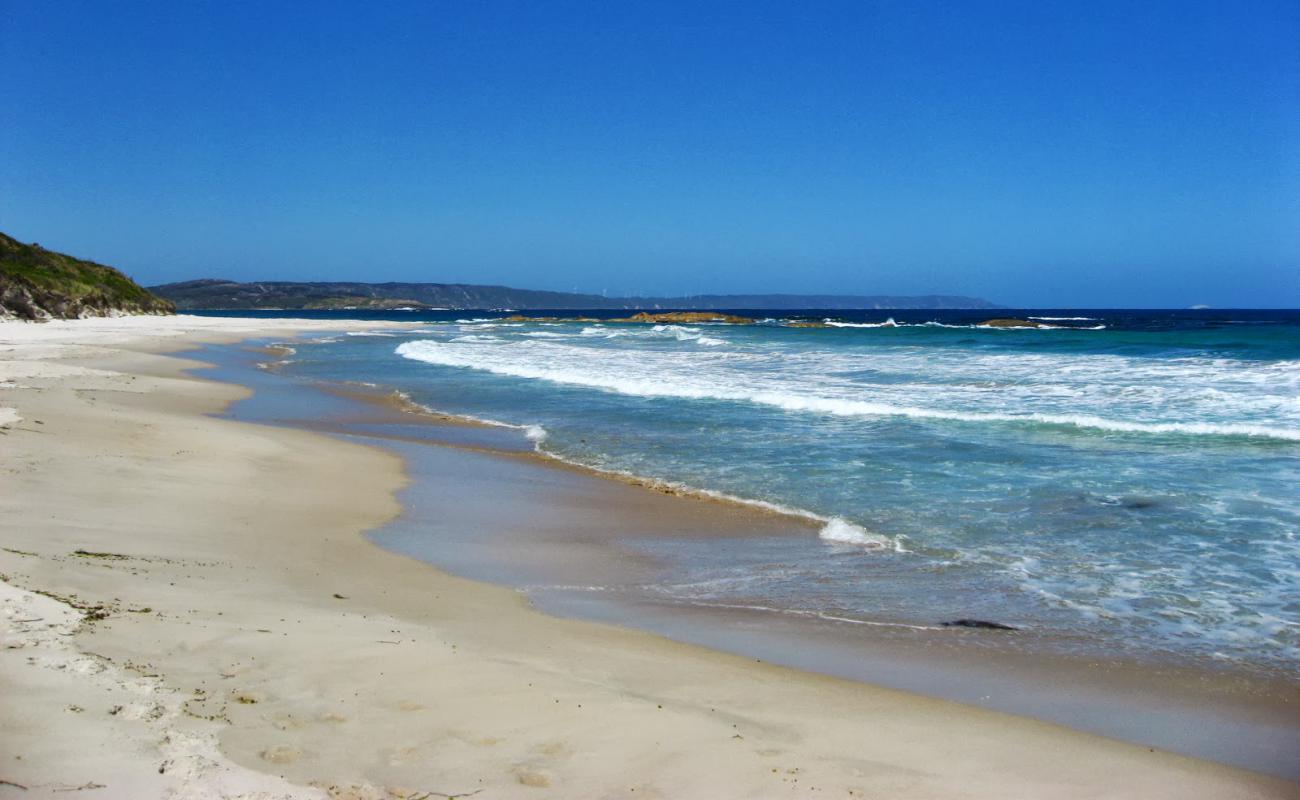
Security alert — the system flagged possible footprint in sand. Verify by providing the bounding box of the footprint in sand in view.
[447,729,502,747]
[533,740,570,757]
[513,767,552,789]
[384,746,420,766]
[271,714,308,731]
[260,746,300,764]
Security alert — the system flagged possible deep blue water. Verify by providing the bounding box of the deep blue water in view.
[217,308,1300,676]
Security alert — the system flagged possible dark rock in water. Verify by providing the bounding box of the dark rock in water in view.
[979,318,1047,328]
[619,311,754,324]
[940,619,1019,631]
[1121,496,1159,510]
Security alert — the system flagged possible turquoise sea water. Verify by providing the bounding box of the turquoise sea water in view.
[249,309,1300,677]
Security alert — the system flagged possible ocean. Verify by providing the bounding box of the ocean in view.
[224,308,1299,679]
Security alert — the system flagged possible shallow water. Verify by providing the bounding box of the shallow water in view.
[230,308,1300,678]
[195,327,1300,779]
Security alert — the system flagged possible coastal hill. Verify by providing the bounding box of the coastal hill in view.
[0,233,175,321]
[150,279,998,311]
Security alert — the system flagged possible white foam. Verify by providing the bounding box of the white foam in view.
[824,317,898,328]
[385,391,560,456]
[819,517,904,551]
[819,318,1105,330]
[254,359,296,370]
[649,324,727,345]
[393,339,1300,442]
[975,323,1106,330]
[580,326,627,338]
[663,599,944,631]
[514,436,909,553]
[362,384,897,547]
[509,431,904,551]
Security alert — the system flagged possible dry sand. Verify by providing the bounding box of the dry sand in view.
[1,315,1295,799]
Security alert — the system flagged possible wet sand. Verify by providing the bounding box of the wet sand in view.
[212,339,1300,781]
[1,316,1296,798]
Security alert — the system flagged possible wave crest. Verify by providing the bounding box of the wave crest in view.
[393,340,1300,442]
[819,518,903,551]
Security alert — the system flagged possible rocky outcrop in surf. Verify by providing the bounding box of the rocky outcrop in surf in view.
[621,311,754,324]
[940,619,1019,630]
[979,318,1049,328]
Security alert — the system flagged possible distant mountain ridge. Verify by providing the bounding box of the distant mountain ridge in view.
[150,279,998,311]
[0,233,174,321]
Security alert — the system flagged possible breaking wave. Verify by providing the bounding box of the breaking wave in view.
[819,517,905,551]
[818,318,1105,330]
[825,318,900,328]
[394,339,1299,442]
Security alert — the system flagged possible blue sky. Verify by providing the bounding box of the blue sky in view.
[2,0,1297,307]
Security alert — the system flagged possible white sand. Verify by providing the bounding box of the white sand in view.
[0,316,1294,799]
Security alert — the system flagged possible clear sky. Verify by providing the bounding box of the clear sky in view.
[2,0,1297,307]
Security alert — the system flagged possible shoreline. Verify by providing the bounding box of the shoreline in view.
[334,381,844,535]
[219,338,1300,779]
[1,316,1297,798]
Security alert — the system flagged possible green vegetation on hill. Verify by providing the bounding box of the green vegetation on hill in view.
[0,232,174,320]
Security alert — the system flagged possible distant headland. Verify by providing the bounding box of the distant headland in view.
[150,279,999,311]
[0,231,999,320]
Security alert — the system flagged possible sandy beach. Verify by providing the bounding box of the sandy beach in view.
[1,316,1296,799]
